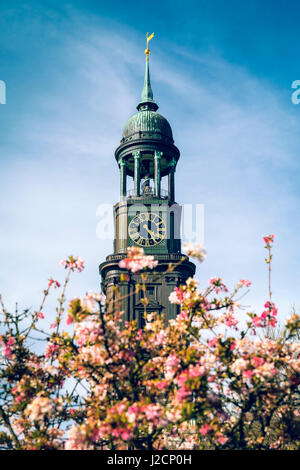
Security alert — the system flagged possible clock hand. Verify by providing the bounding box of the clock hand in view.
[143,224,156,240]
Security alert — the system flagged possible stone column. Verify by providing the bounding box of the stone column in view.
[154,150,162,197]
[133,151,141,197]
[168,158,176,201]
[119,158,127,198]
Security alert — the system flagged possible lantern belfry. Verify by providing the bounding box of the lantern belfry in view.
[99,34,195,327]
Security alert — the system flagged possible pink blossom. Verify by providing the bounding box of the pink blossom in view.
[156,381,168,390]
[251,356,265,368]
[112,427,129,439]
[224,314,239,328]
[176,385,192,401]
[209,277,228,294]
[143,404,161,421]
[117,349,134,361]
[165,353,179,369]
[164,353,179,380]
[74,320,102,347]
[136,329,143,341]
[60,256,85,273]
[65,424,90,450]
[237,279,251,288]
[208,337,218,348]
[175,365,205,401]
[175,370,189,388]
[264,301,278,316]
[7,337,15,346]
[270,438,282,449]
[252,301,278,328]
[169,287,189,305]
[188,364,206,378]
[119,247,158,273]
[94,384,107,401]
[48,278,61,289]
[153,330,166,346]
[243,369,254,379]
[81,291,103,311]
[25,395,56,423]
[200,424,212,435]
[263,234,274,246]
[120,429,133,441]
[218,436,228,445]
[252,315,264,328]
[184,242,207,263]
[45,343,59,359]
[168,290,181,305]
[37,312,44,319]
[178,310,188,321]
[268,316,277,327]
[127,404,140,424]
[1,337,15,359]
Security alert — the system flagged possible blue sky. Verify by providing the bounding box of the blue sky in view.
[0,0,300,326]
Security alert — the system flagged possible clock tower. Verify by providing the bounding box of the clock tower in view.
[99,39,195,327]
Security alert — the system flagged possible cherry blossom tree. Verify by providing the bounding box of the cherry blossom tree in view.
[0,241,299,450]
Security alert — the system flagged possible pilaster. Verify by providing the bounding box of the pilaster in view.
[133,151,141,197]
[154,150,162,197]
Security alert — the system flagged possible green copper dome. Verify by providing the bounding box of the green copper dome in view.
[122,109,173,142]
[121,56,174,144]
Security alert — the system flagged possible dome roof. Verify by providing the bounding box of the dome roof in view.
[122,109,173,142]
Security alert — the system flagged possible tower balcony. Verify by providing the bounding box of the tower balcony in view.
[125,188,169,200]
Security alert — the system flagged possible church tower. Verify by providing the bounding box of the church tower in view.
[99,36,195,327]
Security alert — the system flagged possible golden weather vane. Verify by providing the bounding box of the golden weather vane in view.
[145,32,154,60]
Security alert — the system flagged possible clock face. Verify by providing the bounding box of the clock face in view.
[128,212,167,247]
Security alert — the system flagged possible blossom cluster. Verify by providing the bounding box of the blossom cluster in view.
[263,234,275,247]
[184,242,207,263]
[0,235,299,451]
[118,246,158,273]
[0,336,15,359]
[251,301,278,328]
[60,255,85,272]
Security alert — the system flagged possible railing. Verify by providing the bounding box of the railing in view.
[126,188,169,199]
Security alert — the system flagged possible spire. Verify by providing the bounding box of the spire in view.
[141,59,154,102]
[137,33,159,112]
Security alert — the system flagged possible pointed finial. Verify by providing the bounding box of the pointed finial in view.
[145,32,154,61]
[137,32,158,111]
